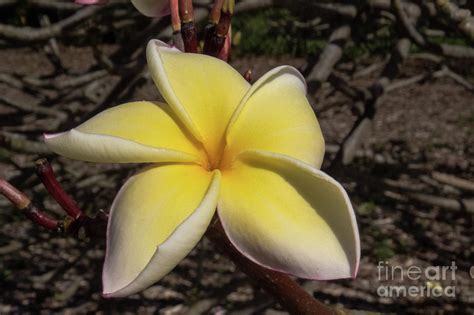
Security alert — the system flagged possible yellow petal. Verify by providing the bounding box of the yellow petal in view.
[223,66,325,168]
[45,101,203,164]
[147,40,250,167]
[131,0,169,17]
[103,164,220,297]
[219,150,359,280]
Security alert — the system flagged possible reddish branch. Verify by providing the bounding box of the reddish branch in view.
[179,0,198,53]
[209,0,224,25]
[170,0,181,32]
[1,160,107,238]
[36,158,83,220]
[206,219,335,315]
[203,0,233,57]
[34,159,107,238]
[217,27,232,61]
[170,0,184,51]
[0,179,59,231]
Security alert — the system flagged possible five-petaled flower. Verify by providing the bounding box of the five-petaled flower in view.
[45,40,360,297]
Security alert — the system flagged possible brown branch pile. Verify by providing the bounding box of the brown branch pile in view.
[288,0,474,167]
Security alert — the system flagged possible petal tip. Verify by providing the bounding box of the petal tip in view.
[101,292,113,299]
[101,271,136,298]
[101,286,128,299]
[271,65,307,93]
[101,287,130,299]
[147,39,180,55]
[43,131,66,141]
[351,255,360,279]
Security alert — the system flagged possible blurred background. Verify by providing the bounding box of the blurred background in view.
[0,0,472,314]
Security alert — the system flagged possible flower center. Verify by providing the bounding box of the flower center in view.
[201,138,233,172]
[217,146,233,171]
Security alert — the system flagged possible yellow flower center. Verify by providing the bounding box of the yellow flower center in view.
[201,139,234,172]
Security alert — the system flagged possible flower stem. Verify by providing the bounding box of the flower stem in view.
[0,178,59,231]
[35,159,107,238]
[178,0,197,52]
[170,0,184,51]
[203,0,233,57]
[206,218,335,315]
[217,26,232,61]
[170,0,181,32]
[36,158,83,220]
[203,0,224,53]
[2,164,107,239]
[209,0,224,25]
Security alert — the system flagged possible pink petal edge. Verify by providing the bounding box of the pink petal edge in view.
[43,132,66,140]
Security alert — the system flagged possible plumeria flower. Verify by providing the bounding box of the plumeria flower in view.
[75,0,171,17]
[45,39,360,297]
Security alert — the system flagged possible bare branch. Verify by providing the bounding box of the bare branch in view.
[0,6,104,42]
[206,219,335,315]
[432,171,474,192]
[330,38,412,167]
[385,190,474,213]
[307,25,352,93]
[0,179,60,231]
[435,0,474,41]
